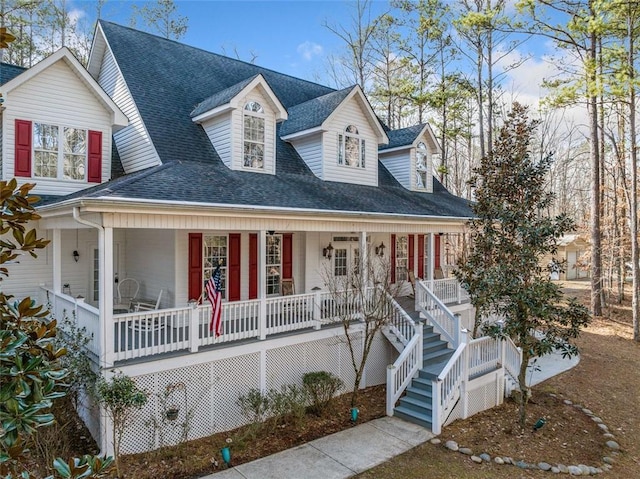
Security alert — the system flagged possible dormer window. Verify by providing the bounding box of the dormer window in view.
[338,125,365,168]
[243,101,265,169]
[416,141,428,189]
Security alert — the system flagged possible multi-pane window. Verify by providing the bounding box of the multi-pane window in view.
[395,235,408,282]
[337,125,365,168]
[34,123,87,180]
[204,235,227,298]
[334,248,348,277]
[266,235,281,295]
[416,142,428,189]
[243,101,265,169]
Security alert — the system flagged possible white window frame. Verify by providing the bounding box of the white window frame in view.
[416,141,428,189]
[266,234,282,296]
[243,101,265,170]
[395,235,408,282]
[33,122,87,181]
[337,125,365,168]
[203,235,228,299]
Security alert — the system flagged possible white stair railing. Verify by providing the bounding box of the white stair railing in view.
[502,336,522,391]
[416,280,461,348]
[386,298,422,416]
[431,337,467,435]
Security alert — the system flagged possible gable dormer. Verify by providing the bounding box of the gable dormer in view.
[280,86,388,187]
[378,124,441,193]
[0,47,127,196]
[191,74,287,175]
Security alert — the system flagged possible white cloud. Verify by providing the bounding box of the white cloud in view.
[297,41,323,61]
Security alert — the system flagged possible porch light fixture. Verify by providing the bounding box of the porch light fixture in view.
[322,242,334,260]
[267,230,275,236]
[73,250,80,262]
[375,242,386,257]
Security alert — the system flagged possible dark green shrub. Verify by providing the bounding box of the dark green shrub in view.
[303,371,344,415]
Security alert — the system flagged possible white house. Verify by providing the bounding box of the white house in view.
[0,22,519,457]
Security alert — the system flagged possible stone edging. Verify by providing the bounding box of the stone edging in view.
[432,394,620,475]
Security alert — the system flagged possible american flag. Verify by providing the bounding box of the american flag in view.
[206,265,223,337]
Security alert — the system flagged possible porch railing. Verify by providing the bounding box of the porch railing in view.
[467,336,501,378]
[503,336,522,387]
[41,287,101,357]
[386,297,422,416]
[39,287,364,363]
[427,278,470,305]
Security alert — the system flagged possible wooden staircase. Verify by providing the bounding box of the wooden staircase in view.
[392,322,454,430]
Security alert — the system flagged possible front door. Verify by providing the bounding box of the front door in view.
[333,243,360,284]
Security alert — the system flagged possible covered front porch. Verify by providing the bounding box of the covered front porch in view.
[37,204,468,367]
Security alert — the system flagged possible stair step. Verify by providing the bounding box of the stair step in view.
[422,332,441,342]
[394,406,433,430]
[423,339,448,354]
[423,348,454,366]
[411,376,434,390]
[406,385,433,402]
[398,395,433,415]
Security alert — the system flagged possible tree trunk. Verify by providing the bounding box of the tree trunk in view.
[589,27,603,316]
[516,347,531,428]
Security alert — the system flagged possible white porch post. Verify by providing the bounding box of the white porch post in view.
[101,227,115,368]
[52,229,61,293]
[258,230,267,340]
[359,231,368,286]
[427,233,435,284]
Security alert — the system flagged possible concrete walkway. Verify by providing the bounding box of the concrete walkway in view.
[202,352,579,479]
[203,417,434,479]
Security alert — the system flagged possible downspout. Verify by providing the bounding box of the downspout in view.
[73,206,114,456]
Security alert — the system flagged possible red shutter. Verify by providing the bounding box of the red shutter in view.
[15,119,32,177]
[418,235,425,279]
[188,233,203,301]
[228,233,241,301]
[391,234,396,284]
[435,234,441,270]
[408,235,415,276]
[282,233,293,279]
[249,233,258,299]
[87,130,102,183]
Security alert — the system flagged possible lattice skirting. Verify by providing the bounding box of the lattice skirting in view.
[444,370,505,428]
[111,330,394,455]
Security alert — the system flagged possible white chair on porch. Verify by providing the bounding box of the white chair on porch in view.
[133,289,164,312]
[114,278,139,313]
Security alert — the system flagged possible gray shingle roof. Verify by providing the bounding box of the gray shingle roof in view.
[190,75,259,118]
[62,21,471,220]
[279,87,353,137]
[0,62,27,85]
[380,124,426,151]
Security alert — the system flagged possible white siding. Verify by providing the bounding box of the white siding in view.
[202,113,232,167]
[97,47,160,173]
[290,133,323,178]
[1,229,53,301]
[124,229,175,309]
[379,150,410,189]
[3,60,113,195]
[230,87,276,174]
[322,95,379,186]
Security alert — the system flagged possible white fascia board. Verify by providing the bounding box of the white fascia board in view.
[423,123,442,153]
[323,86,389,144]
[87,23,106,78]
[3,46,128,128]
[280,126,324,142]
[191,104,235,124]
[230,74,288,121]
[378,145,411,155]
[37,196,471,224]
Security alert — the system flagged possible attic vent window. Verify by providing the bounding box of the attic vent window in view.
[416,141,428,189]
[243,101,265,169]
[337,125,365,169]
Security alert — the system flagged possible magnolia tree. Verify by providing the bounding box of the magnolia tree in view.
[0,179,112,478]
[455,104,591,427]
[322,248,400,408]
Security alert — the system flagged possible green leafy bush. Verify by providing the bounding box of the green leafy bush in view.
[303,371,344,415]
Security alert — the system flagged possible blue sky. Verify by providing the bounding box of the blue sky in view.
[89,0,390,84]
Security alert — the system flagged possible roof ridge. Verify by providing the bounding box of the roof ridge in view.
[98,20,337,94]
